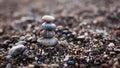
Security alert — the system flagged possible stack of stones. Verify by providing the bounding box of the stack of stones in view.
[37,15,58,46]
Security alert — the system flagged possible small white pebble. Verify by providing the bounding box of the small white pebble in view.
[64,63,68,67]
[35,57,38,61]
[108,43,115,47]
[64,54,70,61]
[42,15,55,22]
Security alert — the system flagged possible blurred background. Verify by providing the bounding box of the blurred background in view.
[0,0,120,31]
[0,0,120,21]
[0,0,120,34]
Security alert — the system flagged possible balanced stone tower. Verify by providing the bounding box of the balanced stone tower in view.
[37,15,58,46]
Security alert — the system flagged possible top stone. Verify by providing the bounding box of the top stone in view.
[42,15,55,22]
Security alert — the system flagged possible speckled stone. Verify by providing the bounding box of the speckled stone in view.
[37,37,58,46]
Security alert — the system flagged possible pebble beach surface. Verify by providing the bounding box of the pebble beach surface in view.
[0,0,120,67]
[0,9,120,68]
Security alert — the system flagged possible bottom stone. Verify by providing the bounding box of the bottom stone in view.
[37,37,58,46]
